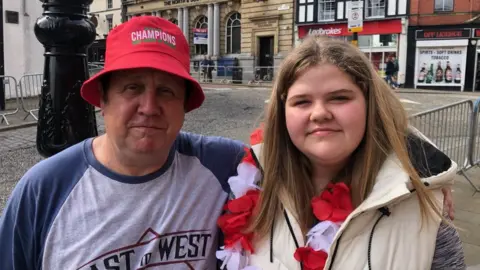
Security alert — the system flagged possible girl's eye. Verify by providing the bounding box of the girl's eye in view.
[331,96,350,101]
[293,100,310,106]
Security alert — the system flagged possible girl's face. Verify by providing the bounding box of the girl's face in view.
[285,64,367,167]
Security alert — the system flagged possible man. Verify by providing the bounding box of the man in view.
[0,16,244,269]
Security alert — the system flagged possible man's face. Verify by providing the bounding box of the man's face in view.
[101,68,186,156]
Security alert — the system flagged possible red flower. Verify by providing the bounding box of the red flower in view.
[217,190,260,252]
[250,126,264,145]
[224,232,255,253]
[242,147,257,167]
[311,182,353,222]
[294,246,328,270]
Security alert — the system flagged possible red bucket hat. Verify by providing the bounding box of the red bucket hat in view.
[81,16,204,112]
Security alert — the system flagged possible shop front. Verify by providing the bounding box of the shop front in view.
[297,19,406,82]
[406,26,480,91]
[473,29,480,91]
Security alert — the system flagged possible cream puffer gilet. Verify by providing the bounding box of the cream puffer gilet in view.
[248,133,456,270]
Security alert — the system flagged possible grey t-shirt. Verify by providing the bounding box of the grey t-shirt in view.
[0,132,245,270]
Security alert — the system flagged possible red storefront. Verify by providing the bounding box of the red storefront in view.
[297,19,404,76]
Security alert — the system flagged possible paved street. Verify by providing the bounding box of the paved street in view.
[1,86,480,267]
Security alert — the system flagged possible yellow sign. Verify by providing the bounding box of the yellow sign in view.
[348,26,363,33]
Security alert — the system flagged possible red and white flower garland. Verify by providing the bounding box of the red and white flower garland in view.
[216,128,354,270]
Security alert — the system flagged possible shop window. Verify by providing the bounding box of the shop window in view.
[297,0,315,23]
[434,0,454,12]
[318,0,335,21]
[358,36,371,47]
[365,0,385,18]
[194,16,208,55]
[226,12,241,54]
[5,11,19,24]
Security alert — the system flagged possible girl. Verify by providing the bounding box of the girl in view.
[217,36,465,270]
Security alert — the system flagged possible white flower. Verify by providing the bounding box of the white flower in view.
[216,245,260,270]
[228,162,261,198]
[305,220,341,254]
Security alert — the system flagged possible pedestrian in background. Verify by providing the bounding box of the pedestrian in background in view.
[385,55,399,89]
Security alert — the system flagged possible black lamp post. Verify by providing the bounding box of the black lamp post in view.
[34,0,98,158]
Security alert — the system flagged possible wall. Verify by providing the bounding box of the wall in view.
[90,0,123,39]
[409,0,480,26]
[240,0,294,57]
[3,0,44,83]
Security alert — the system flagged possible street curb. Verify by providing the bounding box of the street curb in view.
[0,122,37,132]
[200,83,480,96]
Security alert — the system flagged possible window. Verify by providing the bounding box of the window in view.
[195,16,208,55]
[297,0,315,23]
[318,0,335,21]
[435,0,454,12]
[107,0,113,9]
[226,13,241,54]
[169,18,178,25]
[5,11,19,24]
[365,0,385,18]
[107,18,113,31]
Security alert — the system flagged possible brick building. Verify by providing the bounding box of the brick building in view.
[293,0,409,84]
[405,0,480,91]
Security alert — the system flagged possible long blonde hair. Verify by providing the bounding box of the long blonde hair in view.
[250,36,440,238]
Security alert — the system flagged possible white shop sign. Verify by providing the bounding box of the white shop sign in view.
[414,40,468,90]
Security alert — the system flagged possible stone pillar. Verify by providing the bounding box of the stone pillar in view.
[177,8,183,32]
[207,4,213,56]
[34,0,98,157]
[213,3,220,56]
[397,17,408,85]
[183,7,189,41]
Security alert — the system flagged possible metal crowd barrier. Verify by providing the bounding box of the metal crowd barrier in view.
[409,99,480,194]
[0,76,20,125]
[189,65,279,85]
[18,74,43,121]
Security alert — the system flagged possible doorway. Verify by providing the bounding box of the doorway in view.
[257,36,274,81]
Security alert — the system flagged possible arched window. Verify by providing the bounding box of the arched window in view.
[226,12,241,54]
[169,18,178,25]
[194,16,208,55]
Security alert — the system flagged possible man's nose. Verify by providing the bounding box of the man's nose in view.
[138,88,161,116]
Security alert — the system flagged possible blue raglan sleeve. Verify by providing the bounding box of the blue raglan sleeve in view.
[0,174,38,270]
[0,141,89,270]
[176,132,245,193]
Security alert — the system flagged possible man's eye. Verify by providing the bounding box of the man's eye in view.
[158,88,175,96]
[125,84,141,91]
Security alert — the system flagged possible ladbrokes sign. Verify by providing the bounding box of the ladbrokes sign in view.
[308,27,342,36]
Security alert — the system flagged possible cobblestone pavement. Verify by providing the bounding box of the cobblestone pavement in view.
[1,87,480,266]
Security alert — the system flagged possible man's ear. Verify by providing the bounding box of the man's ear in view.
[98,83,106,115]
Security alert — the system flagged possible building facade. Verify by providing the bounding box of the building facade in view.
[88,0,123,62]
[2,0,44,82]
[294,0,409,84]
[406,0,480,91]
[125,0,294,81]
